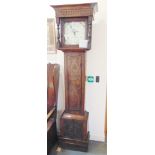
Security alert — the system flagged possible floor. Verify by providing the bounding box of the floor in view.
[49,141,107,155]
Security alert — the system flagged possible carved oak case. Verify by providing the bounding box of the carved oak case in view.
[51,3,97,152]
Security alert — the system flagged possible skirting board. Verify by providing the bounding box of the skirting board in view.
[90,134,105,142]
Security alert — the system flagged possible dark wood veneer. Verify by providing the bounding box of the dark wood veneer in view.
[64,52,85,114]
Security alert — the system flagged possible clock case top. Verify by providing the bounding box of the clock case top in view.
[51,3,97,51]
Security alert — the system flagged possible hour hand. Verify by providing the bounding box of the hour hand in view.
[73,30,78,36]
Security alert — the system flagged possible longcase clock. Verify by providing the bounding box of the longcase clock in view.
[51,3,97,152]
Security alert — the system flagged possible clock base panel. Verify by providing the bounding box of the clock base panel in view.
[58,132,89,152]
[59,111,89,152]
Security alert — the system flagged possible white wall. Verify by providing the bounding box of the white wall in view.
[47,0,106,142]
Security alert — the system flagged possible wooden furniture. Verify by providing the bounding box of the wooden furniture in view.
[47,63,60,154]
[51,3,97,152]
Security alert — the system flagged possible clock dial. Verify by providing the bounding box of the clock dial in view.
[64,21,86,45]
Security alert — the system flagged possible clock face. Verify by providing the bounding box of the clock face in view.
[64,21,86,45]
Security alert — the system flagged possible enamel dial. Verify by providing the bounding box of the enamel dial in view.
[64,21,86,45]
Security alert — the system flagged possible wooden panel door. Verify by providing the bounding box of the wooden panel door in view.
[64,52,85,114]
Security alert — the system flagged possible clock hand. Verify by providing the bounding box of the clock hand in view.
[73,31,76,36]
[73,30,78,36]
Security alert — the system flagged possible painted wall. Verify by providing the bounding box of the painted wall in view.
[47,0,106,142]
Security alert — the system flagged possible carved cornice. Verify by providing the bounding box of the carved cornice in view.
[55,8,93,17]
[51,3,97,18]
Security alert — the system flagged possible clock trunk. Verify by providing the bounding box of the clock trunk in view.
[64,52,85,114]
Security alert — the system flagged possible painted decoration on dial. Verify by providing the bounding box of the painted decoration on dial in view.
[64,21,86,45]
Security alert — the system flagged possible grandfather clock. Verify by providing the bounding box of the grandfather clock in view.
[51,3,97,152]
